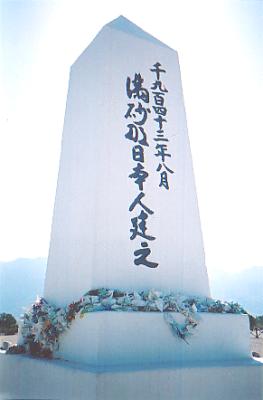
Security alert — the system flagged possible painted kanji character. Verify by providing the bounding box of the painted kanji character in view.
[154,115,167,132]
[133,102,151,126]
[134,242,158,268]
[130,211,155,241]
[159,171,169,190]
[126,73,149,103]
[152,92,165,106]
[151,80,168,93]
[150,62,166,80]
[157,163,174,174]
[153,106,167,116]
[155,144,171,162]
[125,124,149,146]
[129,192,154,215]
[132,145,144,162]
[129,163,149,190]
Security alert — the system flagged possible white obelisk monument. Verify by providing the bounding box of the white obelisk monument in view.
[42,16,254,369]
[45,16,210,307]
[1,16,262,400]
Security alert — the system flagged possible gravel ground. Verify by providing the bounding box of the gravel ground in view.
[250,334,263,357]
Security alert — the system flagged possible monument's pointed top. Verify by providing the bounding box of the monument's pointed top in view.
[106,15,173,50]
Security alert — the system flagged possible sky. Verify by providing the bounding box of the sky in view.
[1,0,263,276]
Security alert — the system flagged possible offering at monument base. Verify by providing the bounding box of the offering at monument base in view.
[17,286,250,365]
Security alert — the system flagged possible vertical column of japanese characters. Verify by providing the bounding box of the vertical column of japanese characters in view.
[124,72,158,269]
[150,63,174,190]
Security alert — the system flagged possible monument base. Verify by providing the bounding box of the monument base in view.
[1,353,262,400]
[56,312,250,366]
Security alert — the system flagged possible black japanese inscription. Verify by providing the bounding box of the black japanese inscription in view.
[134,242,158,268]
[150,62,174,190]
[126,73,149,103]
[124,71,158,269]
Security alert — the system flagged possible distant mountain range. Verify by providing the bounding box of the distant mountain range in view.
[209,266,263,315]
[0,258,47,318]
[0,258,262,317]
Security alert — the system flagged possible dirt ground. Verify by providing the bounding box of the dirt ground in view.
[1,333,263,358]
[250,334,263,357]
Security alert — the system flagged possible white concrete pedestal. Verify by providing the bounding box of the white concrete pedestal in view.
[3,312,261,399]
[1,354,262,400]
[56,312,251,367]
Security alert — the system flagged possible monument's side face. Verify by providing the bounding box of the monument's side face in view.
[44,17,210,306]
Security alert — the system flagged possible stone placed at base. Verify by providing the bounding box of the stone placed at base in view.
[56,312,250,367]
[1,353,262,400]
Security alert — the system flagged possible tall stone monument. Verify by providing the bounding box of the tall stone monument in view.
[45,16,210,305]
[42,16,252,370]
[1,16,262,400]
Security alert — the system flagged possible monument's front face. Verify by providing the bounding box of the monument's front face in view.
[44,16,210,306]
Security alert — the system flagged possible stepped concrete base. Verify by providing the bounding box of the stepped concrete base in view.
[1,354,263,400]
[5,312,262,399]
[56,312,250,366]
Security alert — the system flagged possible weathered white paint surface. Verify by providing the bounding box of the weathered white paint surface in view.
[44,16,210,307]
[1,354,262,400]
